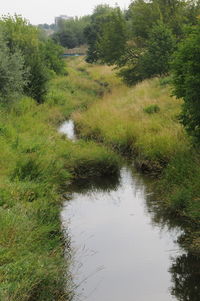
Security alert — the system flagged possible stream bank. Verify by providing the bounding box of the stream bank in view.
[61,120,200,301]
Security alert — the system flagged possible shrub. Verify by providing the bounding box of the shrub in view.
[143,104,160,114]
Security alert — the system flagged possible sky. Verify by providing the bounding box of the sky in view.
[0,0,132,25]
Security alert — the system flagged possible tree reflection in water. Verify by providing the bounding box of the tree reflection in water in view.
[143,178,200,301]
[170,252,200,301]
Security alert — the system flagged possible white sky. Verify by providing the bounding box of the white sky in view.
[0,0,132,25]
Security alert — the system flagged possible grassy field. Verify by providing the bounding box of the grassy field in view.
[73,59,200,253]
[0,58,120,300]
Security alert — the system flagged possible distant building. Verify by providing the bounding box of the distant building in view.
[55,15,73,25]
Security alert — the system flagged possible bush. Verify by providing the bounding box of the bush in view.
[143,104,160,114]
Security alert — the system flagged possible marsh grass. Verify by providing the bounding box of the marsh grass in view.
[74,77,188,165]
[0,57,120,300]
[72,61,200,252]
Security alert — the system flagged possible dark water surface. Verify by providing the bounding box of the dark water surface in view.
[60,120,200,301]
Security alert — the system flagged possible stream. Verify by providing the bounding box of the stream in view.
[59,120,200,301]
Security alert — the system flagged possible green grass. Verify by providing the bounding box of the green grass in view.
[0,58,120,300]
[72,60,200,253]
[1,55,200,300]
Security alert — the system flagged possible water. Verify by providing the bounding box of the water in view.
[59,120,77,141]
[61,120,200,301]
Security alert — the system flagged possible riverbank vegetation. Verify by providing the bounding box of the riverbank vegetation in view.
[67,0,200,254]
[73,59,200,253]
[1,0,200,299]
[0,16,119,299]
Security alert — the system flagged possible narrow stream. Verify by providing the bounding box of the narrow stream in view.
[60,120,200,301]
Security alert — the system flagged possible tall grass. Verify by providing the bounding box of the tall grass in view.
[72,61,200,252]
[74,78,188,166]
[0,57,120,300]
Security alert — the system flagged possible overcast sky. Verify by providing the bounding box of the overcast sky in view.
[0,0,132,25]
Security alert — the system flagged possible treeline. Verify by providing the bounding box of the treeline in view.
[0,15,65,104]
[81,0,200,141]
[52,16,91,48]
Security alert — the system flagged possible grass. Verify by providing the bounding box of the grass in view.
[74,77,188,167]
[0,57,120,300]
[72,60,200,253]
[1,55,200,300]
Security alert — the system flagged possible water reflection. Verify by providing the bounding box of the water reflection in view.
[69,172,120,194]
[60,120,199,301]
[62,166,199,301]
[59,120,77,141]
[170,253,200,301]
[141,173,200,301]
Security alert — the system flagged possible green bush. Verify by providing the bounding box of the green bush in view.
[143,104,160,114]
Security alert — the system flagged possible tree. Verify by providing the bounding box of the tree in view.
[85,4,114,63]
[40,39,64,74]
[0,33,27,103]
[0,15,49,102]
[118,22,175,85]
[96,7,127,65]
[0,15,64,103]
[172,24,200,140]
[141,22,175,77]
[128,0,160,42]
[53,16,90,48]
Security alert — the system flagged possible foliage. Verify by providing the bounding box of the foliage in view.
[118,23,175,85]
[143,104,160,114]
[96,7,127,65]
[128,0,160,42]
[0,15,65,103]
[0,33,27,104]
[128,0,196,41]
[141,22,176,77]
[172,24,200,140]
[52,16,90,48]
[84,4,115,63]
[39,38,65,75]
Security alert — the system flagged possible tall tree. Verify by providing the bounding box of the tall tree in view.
[96,7,127,65]
[172,24,200,140]
[0,33,27,104]
[84,5,114,63]
[141,22,175,77]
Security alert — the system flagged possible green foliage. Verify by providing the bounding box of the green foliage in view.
[96,7,127,65]
[141,22,176,77]
[0,15,65,103]
[40,39,65,75]
[85,4,114,63]
[0,34,27,104]
[53,16,90,48]
[128,0,195,41]
[128,0,160,41]
[143,104,160,114]
[172,24,200,140]
[118,23,175,85]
